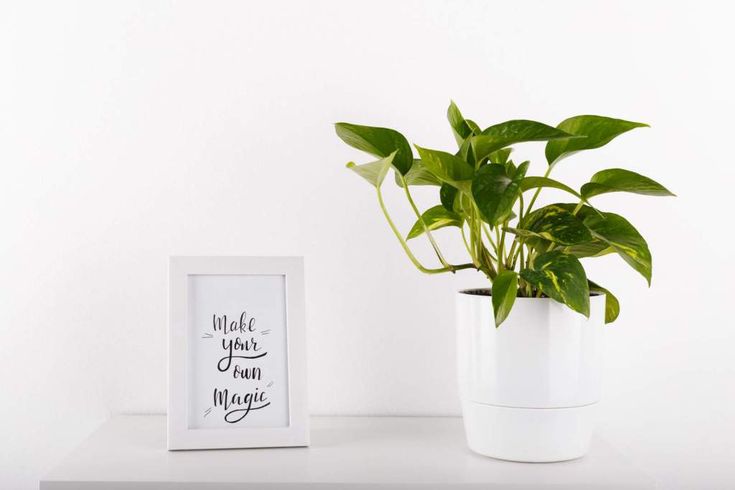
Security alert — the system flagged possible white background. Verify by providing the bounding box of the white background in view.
[1,1,733,488]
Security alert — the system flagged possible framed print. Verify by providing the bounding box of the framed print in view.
[168,256,308,450]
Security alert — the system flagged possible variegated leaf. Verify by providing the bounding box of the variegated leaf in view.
[492,270,518,327]
[585,213,652,285]
[589,280,620,324]
[560,204,652,285]
[521,204,592,245]
[520,251,590,316]
[564,240,614,258]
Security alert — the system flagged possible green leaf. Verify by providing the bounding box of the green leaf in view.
[489,148,512,164]
[564,240,614,258]
[415,145,474,187]
[545,116,649,165]
[439,183,458,211]
[581,168,675,199]
[447,101,478,146]
[492,270,518,327]
[466,119,481,135]
[560,204,652,285]
[503,226,543,240]
[520,251,590,317]
[335,122,414,175]
[472,161,529,225]
[395,159,442,187]
[346,151,397,188]
[502,227,556,254]
[471,120,580,161]
[583,211,652,285]
[520,176,582,199]
[406,205,462,240]
[457,136,477,168]
[521,204,593,245]
[588,280,620,324]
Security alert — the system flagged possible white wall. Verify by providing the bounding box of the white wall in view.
[2,1,734,488]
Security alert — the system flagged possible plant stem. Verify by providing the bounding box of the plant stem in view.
[478,229,498,262]
[479,244,498,279]
[464,201,497,279]
[461,225,479,266]
[506,193,524,269]
[495,226,506,273]
[399,175,449,267]
[525,164,553,217]
[518,193,525,224]
[376,186,474,275]
[519,244,525,273]
[475,208,483,263]
[481,224,497,249]
[506,240,517,269]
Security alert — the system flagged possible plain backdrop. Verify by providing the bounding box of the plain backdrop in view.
[2,1,734,488]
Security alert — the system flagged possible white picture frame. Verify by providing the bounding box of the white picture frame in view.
[168,256,308,450]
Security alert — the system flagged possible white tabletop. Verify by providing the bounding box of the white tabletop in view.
[40,415,654,489]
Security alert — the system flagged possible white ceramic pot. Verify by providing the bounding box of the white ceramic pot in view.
[456,289,605,462]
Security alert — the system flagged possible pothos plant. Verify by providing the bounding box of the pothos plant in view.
[335,102,674,327]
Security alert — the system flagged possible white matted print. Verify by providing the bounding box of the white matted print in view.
[187,274,289,429]
[168,256,308,450]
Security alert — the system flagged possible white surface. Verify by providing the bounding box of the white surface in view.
[168,256,308,449]
[2,1,735,488]
[456,293,604,408]
[456,293,603,461]
[462,403,597,463]
[40,415,654,489]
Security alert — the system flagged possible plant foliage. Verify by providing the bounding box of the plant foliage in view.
[336,103,674,326]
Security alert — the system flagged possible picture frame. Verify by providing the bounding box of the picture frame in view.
[168,256,308,450]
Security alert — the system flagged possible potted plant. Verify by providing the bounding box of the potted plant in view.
[335,102,674,462]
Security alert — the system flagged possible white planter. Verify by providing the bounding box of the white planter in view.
[456,289,605,462]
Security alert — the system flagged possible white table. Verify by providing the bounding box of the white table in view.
[40,415,654,489]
